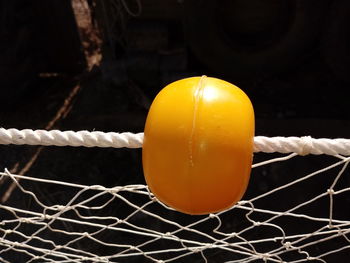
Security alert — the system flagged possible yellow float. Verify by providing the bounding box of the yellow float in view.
[142,76,254,214]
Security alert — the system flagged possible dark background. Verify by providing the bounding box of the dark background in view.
[1,0,350,262]
[1,0,350,134]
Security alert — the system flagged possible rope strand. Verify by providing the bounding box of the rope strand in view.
[0,128,349,156]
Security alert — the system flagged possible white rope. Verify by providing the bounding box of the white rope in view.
[253,136,350,156]
[0,128,349,156]
[0,128,143,149]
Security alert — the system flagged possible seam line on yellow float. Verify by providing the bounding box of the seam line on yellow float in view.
[0,128,350,156]
[189,75,206,167]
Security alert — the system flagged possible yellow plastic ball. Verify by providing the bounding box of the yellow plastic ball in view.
[142,76,255,215]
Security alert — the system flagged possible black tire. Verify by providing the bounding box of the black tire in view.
[322,0,350,82]
[184,0,329,78]
[0,0,37,104]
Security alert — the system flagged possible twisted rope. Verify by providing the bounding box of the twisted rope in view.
[0,128,143,148]
[0,128,349,156]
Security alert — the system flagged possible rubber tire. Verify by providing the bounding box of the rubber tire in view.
[321,0,350,82]
[184,0,329,78]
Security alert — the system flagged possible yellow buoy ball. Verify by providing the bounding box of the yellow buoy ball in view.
[142,76,255,215]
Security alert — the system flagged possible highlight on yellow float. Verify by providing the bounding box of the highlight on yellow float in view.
[142,76,255,215]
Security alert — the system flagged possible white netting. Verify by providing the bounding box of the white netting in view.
[1,131,350,262]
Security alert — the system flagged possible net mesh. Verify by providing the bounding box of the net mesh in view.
[1,151,350,262]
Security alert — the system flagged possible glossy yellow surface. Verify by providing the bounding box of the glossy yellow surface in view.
[142,76,255,215]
